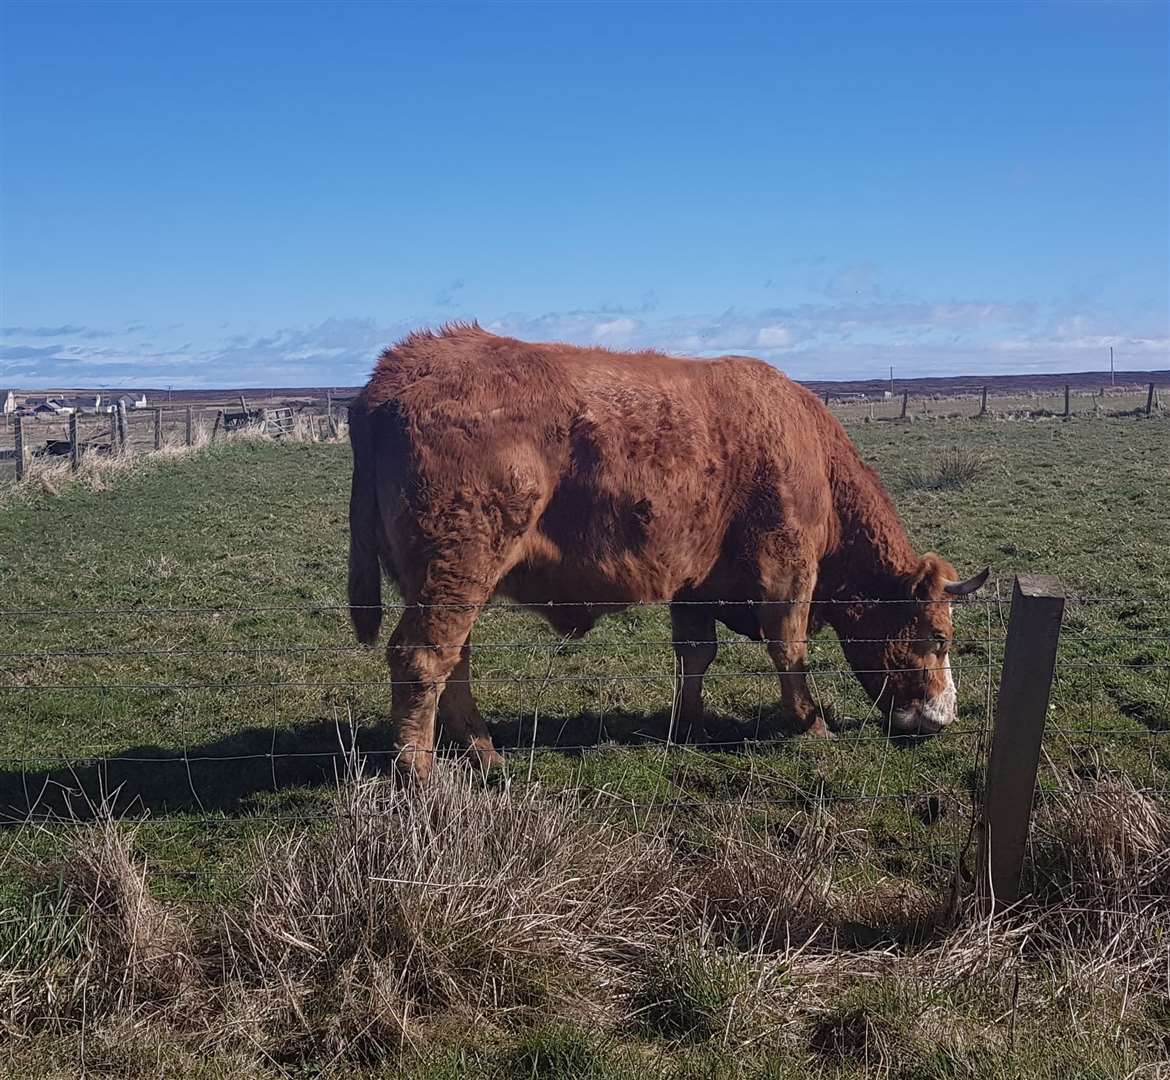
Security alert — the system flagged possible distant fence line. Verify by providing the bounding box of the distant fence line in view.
[821,380,1163,420]
[3,398,349,480]
[2,382,1164,482]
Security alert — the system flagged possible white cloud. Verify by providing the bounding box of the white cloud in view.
[591,317,639,341]
[756,325,792,348]
[3,299,1166,389]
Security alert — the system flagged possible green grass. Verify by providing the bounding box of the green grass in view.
[0,414,1168,1076]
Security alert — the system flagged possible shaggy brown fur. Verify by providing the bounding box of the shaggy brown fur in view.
[348,324,987,780]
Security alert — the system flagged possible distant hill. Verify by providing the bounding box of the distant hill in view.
[12,369,1168,404]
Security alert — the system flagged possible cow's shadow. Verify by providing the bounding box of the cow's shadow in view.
[0,707,807,823]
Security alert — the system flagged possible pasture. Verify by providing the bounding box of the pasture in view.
[0,407,1167,1078]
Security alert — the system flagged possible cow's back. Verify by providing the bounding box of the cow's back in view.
[355,325,838,619]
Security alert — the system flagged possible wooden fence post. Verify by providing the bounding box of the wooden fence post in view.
[185,406,194,447]
[153,407,163,450]
[69,412,80,472]
[13,416,25,480]
[900,389,909,419]
[1147,383,1156,416]
[1063,384,1070,419]
[978,386,988,417]
[978,574,1065,911]
[211,410,223,442]
[117,402,130,453]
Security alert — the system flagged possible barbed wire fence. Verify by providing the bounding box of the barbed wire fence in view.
[0,584,1167,910]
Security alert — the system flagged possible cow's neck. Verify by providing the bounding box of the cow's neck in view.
[818,439,919,604]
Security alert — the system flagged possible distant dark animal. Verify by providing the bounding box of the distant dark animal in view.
[347,325,988,781]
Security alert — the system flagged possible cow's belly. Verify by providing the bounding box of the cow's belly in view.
[497,552,658,637]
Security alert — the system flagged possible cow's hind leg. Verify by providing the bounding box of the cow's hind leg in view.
[758,590,832,739]
[670,605,717,743]
[437,637,503,772]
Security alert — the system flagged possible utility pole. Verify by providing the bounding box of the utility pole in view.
[888,365,894,396]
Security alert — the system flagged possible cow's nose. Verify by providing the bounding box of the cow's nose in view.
[892,702,954,736]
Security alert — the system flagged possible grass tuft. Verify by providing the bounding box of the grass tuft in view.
[901,447,986,491]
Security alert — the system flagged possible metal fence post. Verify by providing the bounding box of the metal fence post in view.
[153,407,163,450]
[69,413,80,472]
[14,416,25,480]
[978,574,1065,911]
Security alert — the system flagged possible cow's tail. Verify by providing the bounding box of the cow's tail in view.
[347,400,385,645]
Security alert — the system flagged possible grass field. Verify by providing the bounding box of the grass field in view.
[1,410,1168,1077]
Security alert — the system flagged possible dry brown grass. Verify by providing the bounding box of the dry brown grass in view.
[2,767,1167,1073]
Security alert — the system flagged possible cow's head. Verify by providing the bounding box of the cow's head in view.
[833,556,989,736]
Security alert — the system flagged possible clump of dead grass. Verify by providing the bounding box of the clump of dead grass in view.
[220,767,682,1058]
[1025,776,1170,985]
[2,818,197,1036]
[901,447,986,491]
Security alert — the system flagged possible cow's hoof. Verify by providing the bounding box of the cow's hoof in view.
[799,715,836,740]
[471,744,506,773]
[393,746,434,785]
[678,726,711,746]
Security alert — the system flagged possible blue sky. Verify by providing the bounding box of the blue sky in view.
[1,1,1166,388]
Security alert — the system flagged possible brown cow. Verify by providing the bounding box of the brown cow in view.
[347,324,988,781]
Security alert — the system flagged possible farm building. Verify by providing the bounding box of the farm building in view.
[100,392,148,411]
[33,395,102,415]
[1,390,14,416]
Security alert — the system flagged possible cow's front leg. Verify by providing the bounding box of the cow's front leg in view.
[437,637,503,771]
[386,601,485,783]
[759,601,832,738]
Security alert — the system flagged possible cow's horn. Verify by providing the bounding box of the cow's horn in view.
[943,567,990,596]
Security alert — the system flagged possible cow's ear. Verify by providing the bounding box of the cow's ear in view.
[910,553,954,600]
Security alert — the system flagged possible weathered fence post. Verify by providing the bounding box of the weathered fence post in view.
[900,389,909,419]
[153,407,163,450]
[1063,384,1070,419]
[69,412,80,472]
[13,416,25,480]
[185,406,194,447]
[1147,382,1156,416]
[978,574,1065,911]
[117,402,130,453]
[978,386,988,417]
[211,410,223,442]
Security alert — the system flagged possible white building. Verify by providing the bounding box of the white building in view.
[1,390,15,416]
[101,393,148,411]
